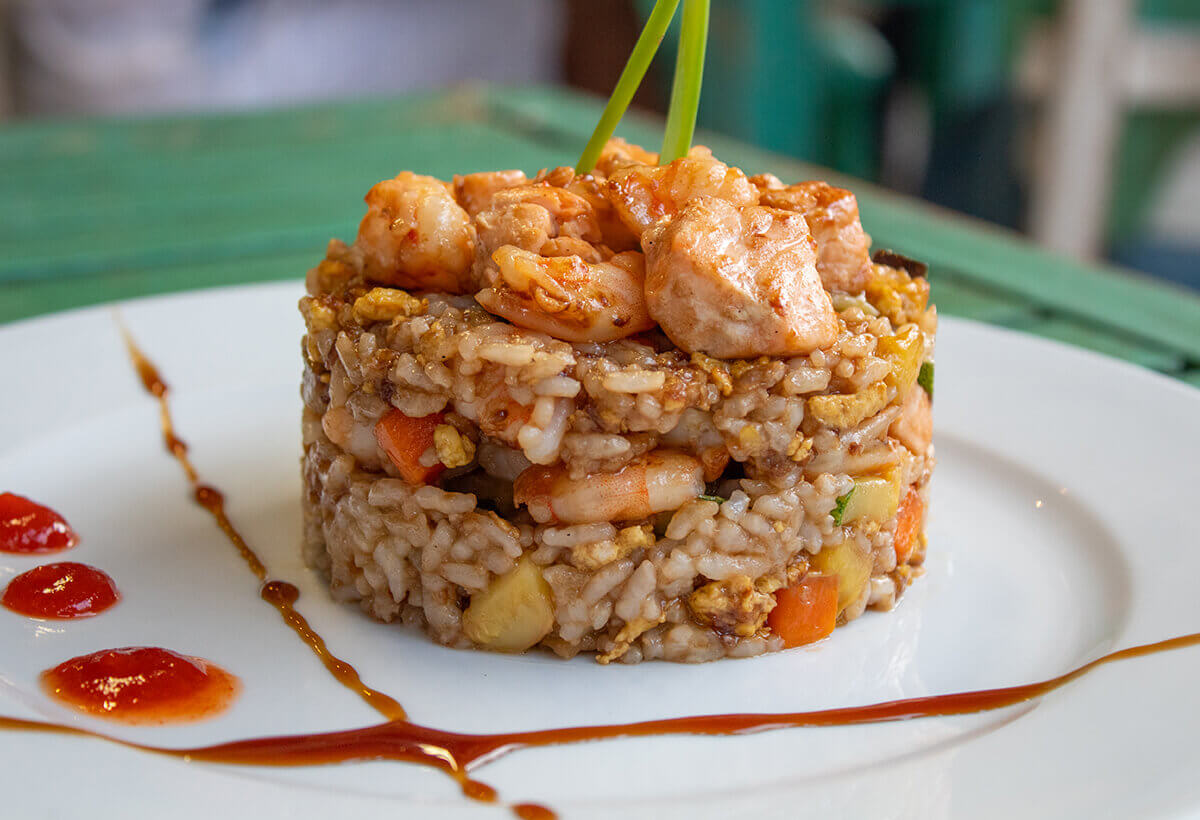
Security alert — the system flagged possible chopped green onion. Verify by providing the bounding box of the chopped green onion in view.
[698,494,726,504]
[575,0,681,175]
[918,361,934,400]
[831,489,855,526]
[659,0,710,163]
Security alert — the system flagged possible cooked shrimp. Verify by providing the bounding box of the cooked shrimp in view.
[475,183,602,254]
[889,381,932,454]
[454,372,572,465]
[458,369,534,447]
[758,181,872,294]
[513,450,704,524]
[476,245,655,343]
[642,197,839,358]
[593,138,714,177]
[749,172,785,193]
[594,136,660,176]
[452,170,529,216]
[321,406,384,469]
[354,171,475,293]
[537,166,640,252]
[607,156,759,237]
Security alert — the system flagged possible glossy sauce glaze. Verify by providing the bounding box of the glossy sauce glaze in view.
[1,562,120,619]
[0,492,78,554]
[124,334,405,723]
[3,332,1194,820]
[40,646,239,725]
[4,632,1199,800]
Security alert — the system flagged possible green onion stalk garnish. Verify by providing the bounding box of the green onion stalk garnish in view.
[575,0,682,174]
[576,0,711,174]
[659,0,710,164]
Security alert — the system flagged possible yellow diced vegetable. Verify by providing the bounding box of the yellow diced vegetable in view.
[810,540,872,615]
[877,324,925,397]
[841,475,901,525]
[462,556,556,652]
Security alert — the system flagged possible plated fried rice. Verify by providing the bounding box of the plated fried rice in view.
[299,139,935,663]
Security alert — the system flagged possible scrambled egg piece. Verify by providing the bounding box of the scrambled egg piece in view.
[865,265,930,326]
[433,424,476,468]
[571,524,653,571]
[596,614,667,665]
[690,352,734,397]
[687,574,775,638]
[352,287,428,323]
[807,381,888,429]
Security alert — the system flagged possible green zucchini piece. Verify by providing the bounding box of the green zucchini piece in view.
[831,489,855,526]
[918,361,934,400]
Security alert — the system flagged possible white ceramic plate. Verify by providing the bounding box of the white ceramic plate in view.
[2,282,1199,819]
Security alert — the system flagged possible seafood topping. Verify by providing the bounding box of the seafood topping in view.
[355,171,475,293]
[452,169,529,216]
[477,246,655,343]
[607,155,758,237]
[642,197,838,358]
[759,181,873,294]
[513,450,703,524]
[344,141,893,363]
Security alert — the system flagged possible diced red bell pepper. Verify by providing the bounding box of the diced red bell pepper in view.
[374,409,445,485]
[893,487,924,565]
[767,573,838,648]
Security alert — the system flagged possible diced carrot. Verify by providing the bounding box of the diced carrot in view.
[374,409,446,485]
[767,574,838,648]
[893,487,924,565]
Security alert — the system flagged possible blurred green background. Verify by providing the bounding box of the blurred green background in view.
[2,0,1197,289]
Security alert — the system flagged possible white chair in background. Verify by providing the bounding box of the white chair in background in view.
[1020,0,1200,260]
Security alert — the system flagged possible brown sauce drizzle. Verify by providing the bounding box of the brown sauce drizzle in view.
[258,579,409,722]
[2,631,1199,813]
[512,804,557,820]
[3,329,1187,820]
[122,331,405,723]
[192,485,268,581]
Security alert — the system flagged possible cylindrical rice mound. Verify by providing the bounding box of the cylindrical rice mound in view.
[299,231,937,663]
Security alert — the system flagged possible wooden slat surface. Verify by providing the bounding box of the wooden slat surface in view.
[1,84,1198,386]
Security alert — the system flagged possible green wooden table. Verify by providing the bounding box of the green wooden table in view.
[3,85,1199,387]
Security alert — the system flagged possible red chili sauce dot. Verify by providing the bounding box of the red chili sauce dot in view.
[41,647,240,725]
[2,562,120,619]
[0,493,78,554]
